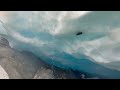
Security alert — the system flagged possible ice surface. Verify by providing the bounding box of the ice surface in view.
[0,11,120,78]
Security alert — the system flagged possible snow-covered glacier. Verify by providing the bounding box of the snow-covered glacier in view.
[0,11,120,78]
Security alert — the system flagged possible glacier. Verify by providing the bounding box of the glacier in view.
[0,11,120,78]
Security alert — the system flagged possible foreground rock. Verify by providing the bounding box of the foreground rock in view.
[0,37,77,79]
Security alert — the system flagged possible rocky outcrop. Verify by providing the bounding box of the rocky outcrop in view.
[0,37,77,79]
[0,37,10,47]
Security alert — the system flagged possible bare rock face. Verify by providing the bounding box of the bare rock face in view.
[0,37,10,47]
[34,68,55,79]
[0,37,77,79]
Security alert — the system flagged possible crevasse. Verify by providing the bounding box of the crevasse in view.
[0,11,120,78]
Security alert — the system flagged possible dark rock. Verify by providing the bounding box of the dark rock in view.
[0,37,77,79]
[76,32,83,35]
[0,37,10,47]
